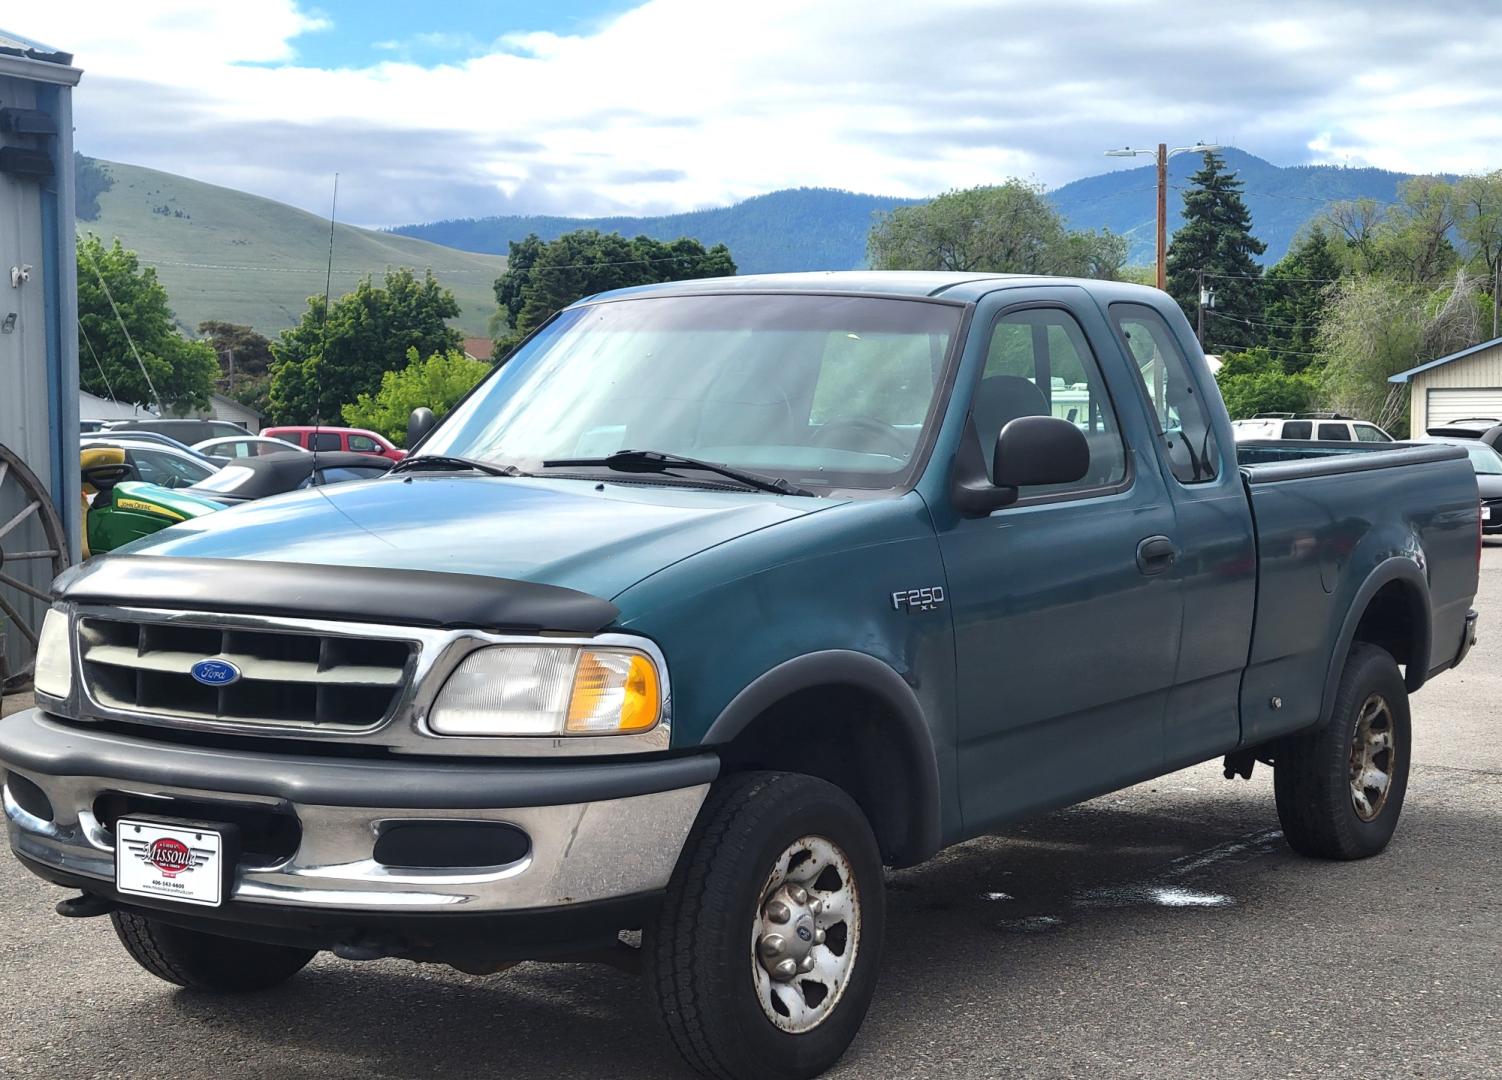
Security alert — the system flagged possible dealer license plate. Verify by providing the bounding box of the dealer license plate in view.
[115,818,227,907]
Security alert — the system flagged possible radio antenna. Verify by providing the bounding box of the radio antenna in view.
[313,173,338,475]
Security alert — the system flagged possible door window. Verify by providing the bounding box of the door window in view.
[1318,423,1352,441]
[1281,421,1312,439]
[978,308,1127,497]
[310,432,342,452]
[347,434,380,453]
[1354,424,1391,442]
[1110,304,1219,483]
[131,449,215,488]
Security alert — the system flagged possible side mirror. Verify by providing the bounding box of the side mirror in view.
[992,416,1090,489]
[951,415,1090,516]
[407,407,436,449]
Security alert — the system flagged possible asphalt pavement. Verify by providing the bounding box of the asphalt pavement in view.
[2,550,1499,1079]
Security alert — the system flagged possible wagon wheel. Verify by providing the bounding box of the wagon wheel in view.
[0,443,70,692]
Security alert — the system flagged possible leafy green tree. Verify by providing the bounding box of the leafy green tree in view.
[76,235,219,412]
[1455,170,1502,287]
[267,268,462,424]
[73,154,113,222]
[1260,225,1343,369]
[1213,348,1321,419]
[1166,151,1267,351]
[867,182,1128,279]
[198,321,274,388]
[1320,271,1484,434]
[342,347,491,444]
[492,231,735,355]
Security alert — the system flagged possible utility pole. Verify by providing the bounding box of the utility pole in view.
[1157,144,1168,291]
[1104,141,1222,292]
[1196,268,1206,346]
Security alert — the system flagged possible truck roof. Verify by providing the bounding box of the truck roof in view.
[579,270,1166,306]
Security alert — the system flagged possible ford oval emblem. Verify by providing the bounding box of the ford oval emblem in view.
[190,659,241,687]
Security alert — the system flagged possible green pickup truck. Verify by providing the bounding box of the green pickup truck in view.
[2,272,1481,1079]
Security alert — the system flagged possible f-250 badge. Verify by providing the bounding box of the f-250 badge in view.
[891,586,945,613]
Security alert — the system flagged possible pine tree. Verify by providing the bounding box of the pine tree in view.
[1165,152,1267,352]
[1262,224,1343,371]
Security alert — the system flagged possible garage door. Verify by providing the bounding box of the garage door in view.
[1426,388,1502,427]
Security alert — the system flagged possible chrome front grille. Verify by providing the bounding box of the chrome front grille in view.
[77,616,414,729]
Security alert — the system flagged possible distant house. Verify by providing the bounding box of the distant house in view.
[204,392,261,434]
[1388,336,1502,433]
[462,336,494,362]
[79,390,156,423]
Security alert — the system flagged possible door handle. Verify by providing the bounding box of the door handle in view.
[1136,535,1176,575]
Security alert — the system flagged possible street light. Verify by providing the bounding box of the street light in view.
[1104,142,1221,291]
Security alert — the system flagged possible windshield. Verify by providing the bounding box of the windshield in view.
[1466,444,1502,474]
[420,294,963,493]
[190,465,255,492]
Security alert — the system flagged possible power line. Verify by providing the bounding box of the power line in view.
[1202,269,1345,284]
[80,248,164,414]
[1208,340,1324,358]
[78,322,117,404]
[1205,309,1315,330]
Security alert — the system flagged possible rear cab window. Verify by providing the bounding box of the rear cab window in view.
[1109,304,1219,483]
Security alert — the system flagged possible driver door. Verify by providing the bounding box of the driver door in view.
[934,290,1184,830]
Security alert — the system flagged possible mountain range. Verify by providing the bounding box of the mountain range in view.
[78,148,1435,340]
[393,148,1423,273]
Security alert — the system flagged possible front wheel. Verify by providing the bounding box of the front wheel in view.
[111,910,316,992]
[1274,643,1412,860]
[644,772,885,1080]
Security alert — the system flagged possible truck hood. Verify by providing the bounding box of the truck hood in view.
[122,474,836,600]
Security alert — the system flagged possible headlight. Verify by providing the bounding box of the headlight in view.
[33,607,73,699]
[428,645,663,738]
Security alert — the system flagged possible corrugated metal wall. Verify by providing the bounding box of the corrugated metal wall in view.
[0,51,80,678]
[1409,342,1502,433]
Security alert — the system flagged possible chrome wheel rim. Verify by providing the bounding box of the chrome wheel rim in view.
[1349,693,1397,822]
[751,835,861,1034]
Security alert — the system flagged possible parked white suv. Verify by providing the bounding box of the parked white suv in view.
[1231,414,1395,443]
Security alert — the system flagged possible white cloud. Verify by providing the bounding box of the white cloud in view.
[20,0,1502,225]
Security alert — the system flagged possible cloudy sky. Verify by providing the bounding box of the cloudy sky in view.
[20,0,1502,227]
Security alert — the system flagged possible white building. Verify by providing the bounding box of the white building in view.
[1388,336,1502,433]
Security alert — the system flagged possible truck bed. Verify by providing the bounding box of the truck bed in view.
[1234,438,1478,745]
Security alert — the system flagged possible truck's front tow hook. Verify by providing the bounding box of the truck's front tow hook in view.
[55,893,116,918]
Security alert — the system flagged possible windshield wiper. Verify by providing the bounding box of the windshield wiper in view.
[390,454,528,478]
[542,450,815,496]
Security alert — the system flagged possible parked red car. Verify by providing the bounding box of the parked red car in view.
[261,426,405,461]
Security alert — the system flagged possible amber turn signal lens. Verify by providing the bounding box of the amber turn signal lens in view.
[565,649,661,734]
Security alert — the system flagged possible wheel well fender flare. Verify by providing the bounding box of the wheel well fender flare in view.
[1320,557,1431,725]
[703,650,943,865]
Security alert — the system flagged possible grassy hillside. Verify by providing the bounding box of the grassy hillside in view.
[79,158,506,338]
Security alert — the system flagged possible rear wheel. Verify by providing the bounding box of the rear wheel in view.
[644,771,885,1080]
[1274,643,1411,860]
[111,910,316,992]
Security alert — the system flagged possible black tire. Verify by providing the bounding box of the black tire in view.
[110,910,316,992]
[1274,643,1412,860]
[644,771,886,1080]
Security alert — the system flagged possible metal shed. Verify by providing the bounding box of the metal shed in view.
[0,30,80,682]
[1388,336,1502,434]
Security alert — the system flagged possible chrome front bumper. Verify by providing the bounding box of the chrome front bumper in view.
[1,709,713,915]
